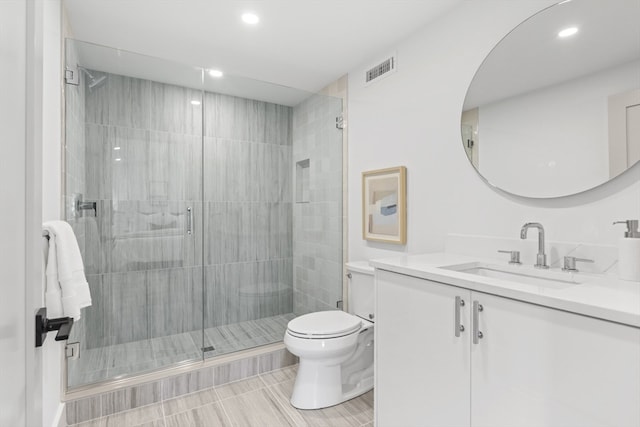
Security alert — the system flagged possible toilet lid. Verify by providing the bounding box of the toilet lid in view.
[287,311,362,338]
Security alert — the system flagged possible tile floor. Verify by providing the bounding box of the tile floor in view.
[69,314,296,388]
[67,365,374,427]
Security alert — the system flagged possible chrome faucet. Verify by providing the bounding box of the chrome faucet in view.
[520,222,549,269]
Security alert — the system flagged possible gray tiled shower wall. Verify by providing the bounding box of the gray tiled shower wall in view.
[292,94,344,315]
[69,71,294,349]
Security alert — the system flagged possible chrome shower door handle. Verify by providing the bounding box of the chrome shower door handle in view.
[187,207,193,235]
[472,300,484,344]
[454,296,465,337]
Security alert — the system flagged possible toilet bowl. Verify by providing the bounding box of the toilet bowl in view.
[284,261,375,410]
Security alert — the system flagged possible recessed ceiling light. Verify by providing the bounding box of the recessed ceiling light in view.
[558,27,578,38]
[190,100,201,106]
[113,146,121,150]
[114,158,122,162]
[242,13,259,25]
[209,69,223,78]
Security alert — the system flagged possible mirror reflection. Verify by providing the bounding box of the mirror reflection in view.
[462,0,640,198]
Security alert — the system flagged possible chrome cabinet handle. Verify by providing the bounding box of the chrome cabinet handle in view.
[187,207,193,235]
[473,300,484,344]
[454,296,465,337]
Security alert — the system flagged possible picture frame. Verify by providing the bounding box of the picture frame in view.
[362,166,407,244]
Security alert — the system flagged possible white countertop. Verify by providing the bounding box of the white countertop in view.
[370,253,640,328]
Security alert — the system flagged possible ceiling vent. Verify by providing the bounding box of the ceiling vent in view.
[365,54,396,86]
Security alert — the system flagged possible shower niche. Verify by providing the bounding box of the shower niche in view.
[296,159,310,203]
[63,39,344,389]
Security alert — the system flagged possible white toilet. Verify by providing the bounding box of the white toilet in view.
[284,261,375,410]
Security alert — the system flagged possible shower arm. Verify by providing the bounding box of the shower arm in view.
[64,65,107,90]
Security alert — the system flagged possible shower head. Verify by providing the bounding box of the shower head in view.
[77,66,107,91]
[88,75,107,90]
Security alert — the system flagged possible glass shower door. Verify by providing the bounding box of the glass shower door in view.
[200,76,344,358]
[64,40,205,388]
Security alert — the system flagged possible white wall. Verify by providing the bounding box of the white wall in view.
[43,1,62,222]
[0,1,29,425]
[479,60,640,197]
[1,0,56,425]
[348,1,640,263]
[42,1,65,426]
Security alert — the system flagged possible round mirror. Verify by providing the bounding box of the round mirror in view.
[462,0,640,198]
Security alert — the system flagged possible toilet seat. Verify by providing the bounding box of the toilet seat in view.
[287,311,362,339]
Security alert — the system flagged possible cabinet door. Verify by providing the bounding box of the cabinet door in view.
[376,270,471,427]
[471,292,640,427]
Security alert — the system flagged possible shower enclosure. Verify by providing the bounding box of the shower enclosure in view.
[64,40,344,389]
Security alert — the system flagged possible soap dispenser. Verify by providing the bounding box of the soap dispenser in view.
[613,220,640,282]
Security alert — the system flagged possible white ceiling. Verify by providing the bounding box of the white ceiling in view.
[63,0,462,95]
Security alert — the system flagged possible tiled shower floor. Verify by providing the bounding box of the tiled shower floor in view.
[69,313,296,388]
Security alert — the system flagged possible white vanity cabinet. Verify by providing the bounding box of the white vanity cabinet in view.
[376,269,472,427]
[375,269,640,427]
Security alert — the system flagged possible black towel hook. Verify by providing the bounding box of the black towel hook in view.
[35,307,74,347]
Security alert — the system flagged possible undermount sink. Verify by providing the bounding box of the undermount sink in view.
[441,262,581,289]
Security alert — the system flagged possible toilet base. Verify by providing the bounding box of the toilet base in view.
[285,316,375,410]
[289,359,374,410]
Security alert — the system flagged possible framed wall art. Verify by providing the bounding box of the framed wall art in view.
[362,166,406,244]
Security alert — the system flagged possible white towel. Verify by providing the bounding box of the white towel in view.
[43,220,92,320]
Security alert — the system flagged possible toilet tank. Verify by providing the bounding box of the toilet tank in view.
[346,261,375,321]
